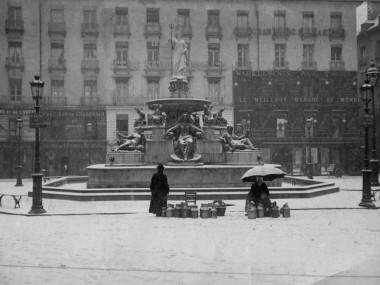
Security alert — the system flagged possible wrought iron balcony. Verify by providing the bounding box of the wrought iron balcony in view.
[299,28,317,40]
[235,61,252,70]
[81,96,100,106]
[113,59,131,71]
[48,58,67,73]
[48,22,66,37]
[233,27,252,40]
[81,22,99,37]
[329,61,345,71]
[144,60,166,71]
[113,24,131,37]
[144,23,161,38]
[43,96,67,106]
[273,61,289,70]
[301,61,317,70]
[329,27,345,40]
[175,25,192,39]
[5,19,24,35]
[81,59,99,73]
[205,25,222,40]
[208,61,224,70]
[6,56,24,72]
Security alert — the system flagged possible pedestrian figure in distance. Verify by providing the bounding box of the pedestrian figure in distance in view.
[149,164,170,216]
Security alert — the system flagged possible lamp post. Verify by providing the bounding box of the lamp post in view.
[29,75,46,214]
[366,61,380,186]
[305,117,316,179]
[15,117,23,186]
[87,122,92,166]
[359,79,375,208]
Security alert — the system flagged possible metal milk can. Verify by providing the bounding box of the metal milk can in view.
[181,203,189,218]
[257,203,265,218]
[271,202,280,218]
[200,204,210,218]
[161,207,167,217]
[211,206,218,219]
[190,205,198,218]
[174,204,182,218]
[247,202,257,219]
[281,203,291,218]
[166,204,174,217]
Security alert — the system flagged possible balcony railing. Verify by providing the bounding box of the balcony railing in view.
[44,96,67,106]
[144,23,162,38]
[273,61,289,70]
[330,61,345,71]
[48,22,66,37]
[299,27,317,39]
[81,59,99,73]
[233,27,252,39]
[144,60,165,71]
[207,61,224,70]
[235,61,252,70]
[5,19,24,35]
[272,27,290,39]
[113,24,131,37]
[205,25,222,40]
[329,27,345,40]
[301,61,317,70]
[113,59,131,71]
[175,25,192,39]
[81,22,99,37]
[6,56,24,72]
[0,95,23,105]
[48,58,67,73]
[81,96,99,106]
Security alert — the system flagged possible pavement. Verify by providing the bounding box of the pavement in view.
[0,176,380,285]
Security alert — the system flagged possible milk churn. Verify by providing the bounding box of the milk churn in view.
[247,202,257,219]
[181,203,189,218]
[161,207,167,217]
[257,203,264,218]
[174,204,182,218]
[211,206,218,219]
[281,203,291,218]
[166,204,174,217]
[190,205,198,218]
[271,202,280,218]
[200,204,210,218]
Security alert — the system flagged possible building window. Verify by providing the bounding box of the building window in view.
[116,42,128,63]
[147,78,159,100]
[9,78,22,102]
[51,80,64,98]
[303,84,314,98]
[51,42,64,63]
[51,8,64,23]
[8,6,22,26]
[177,9,190,28]
[331,46,342,61]
[237,11,248,29]
[115,8,128,26]
[208,43,220,67]
[9,118,17,138]
[207,78,220,104]
[208,10,220,27]
[274,12,286,29]
[237,44,249,67]
[147,41,159,62]
[330,13,342,29]
[84,80,97,98]
[302,12,314,32]
[274,44,286,68]
[276,118,287,138]
[116,78,129,98]
[147,8,159,25]
[303,44,315,68]
[84,44,97,59]
[116,114,129,134]
[84,10,96,26]
[8,42,22,63]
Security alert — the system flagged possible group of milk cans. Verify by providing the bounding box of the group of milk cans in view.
[161,201,226,219]
[246,202,291,219]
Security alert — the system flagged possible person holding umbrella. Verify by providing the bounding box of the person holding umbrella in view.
[246,176,270,206]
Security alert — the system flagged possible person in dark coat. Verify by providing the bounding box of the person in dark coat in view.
[149,163,170,216]
[245,176,270,210]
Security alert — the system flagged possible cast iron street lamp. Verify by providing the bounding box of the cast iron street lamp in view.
[359,79,375,208]
[366,61,380,186]
[305,117,316,179]
[87,122,92,166]
[29,75,46,214]
[15,117,23,186]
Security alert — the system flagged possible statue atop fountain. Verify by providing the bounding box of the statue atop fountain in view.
[147,104,166,126]
[219,126,257,152]
[112,128,146,152]
[134,108,147,127]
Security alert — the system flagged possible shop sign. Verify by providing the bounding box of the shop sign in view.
[29,114,46,128]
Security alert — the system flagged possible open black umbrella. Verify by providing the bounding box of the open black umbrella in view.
[241,164,287,182]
